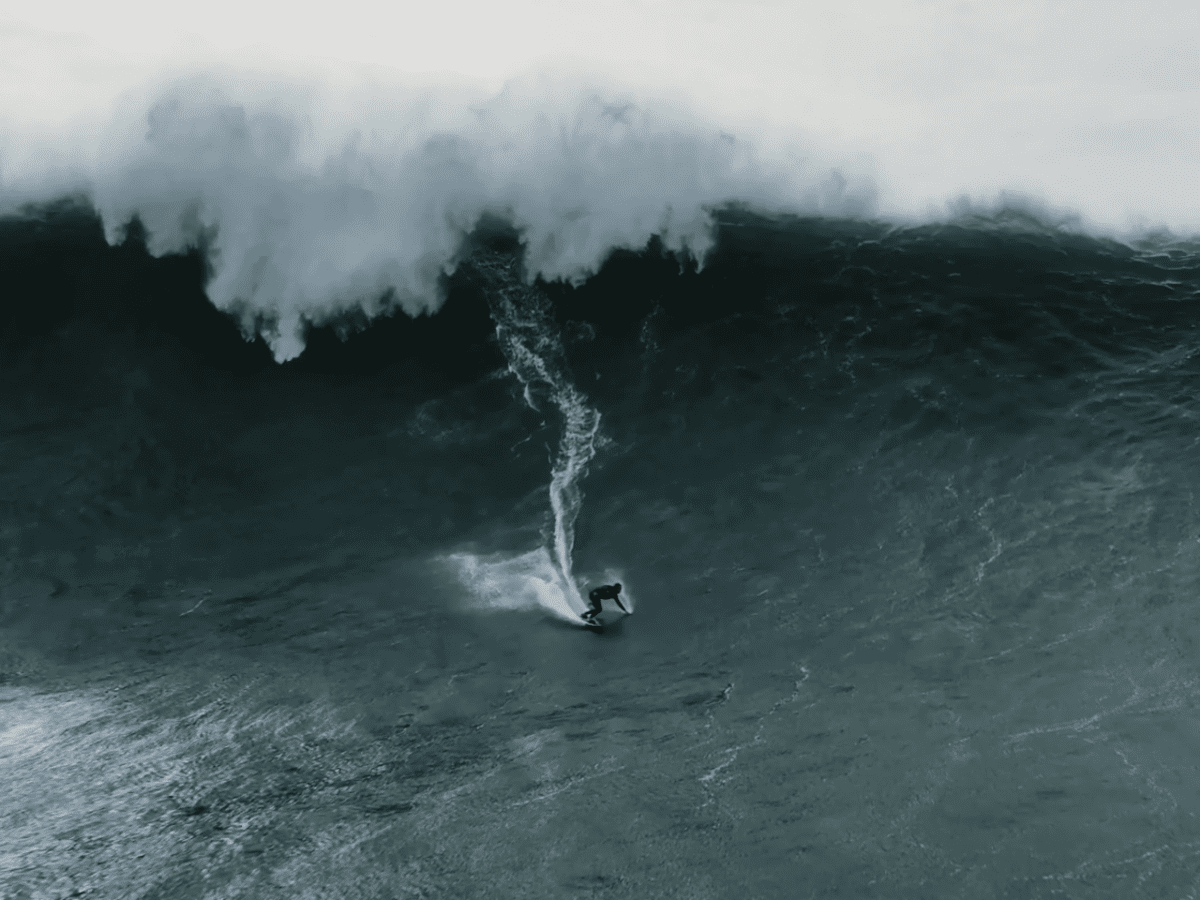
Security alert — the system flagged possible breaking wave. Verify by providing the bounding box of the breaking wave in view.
[1,68,876,362]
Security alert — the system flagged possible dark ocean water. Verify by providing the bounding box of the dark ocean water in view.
[3,200,1200,898]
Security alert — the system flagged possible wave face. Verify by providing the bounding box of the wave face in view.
[3,199,1200,897]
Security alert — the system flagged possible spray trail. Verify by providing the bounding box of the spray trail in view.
[472,251,601,611]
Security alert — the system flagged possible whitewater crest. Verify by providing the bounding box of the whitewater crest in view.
[2,68,877,362]
[83,75,782,362]
[450,251,601,621]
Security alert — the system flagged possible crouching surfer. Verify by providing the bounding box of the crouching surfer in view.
[584,583,627,624]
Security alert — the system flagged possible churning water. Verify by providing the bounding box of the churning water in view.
[2,198,1200,898]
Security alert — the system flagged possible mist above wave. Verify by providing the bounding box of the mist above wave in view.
[1,66,875,361]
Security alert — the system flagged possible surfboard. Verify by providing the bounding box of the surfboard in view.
[578,608,630,630]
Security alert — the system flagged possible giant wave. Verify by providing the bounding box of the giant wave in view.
[4,33,1200,898]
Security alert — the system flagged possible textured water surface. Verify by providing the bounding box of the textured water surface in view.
[3,205,1200,898]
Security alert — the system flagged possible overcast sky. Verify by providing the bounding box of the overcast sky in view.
[2,0,1197,232]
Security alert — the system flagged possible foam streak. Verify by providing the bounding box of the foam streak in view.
[473,251,600,613]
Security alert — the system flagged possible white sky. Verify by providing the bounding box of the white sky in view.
[2,0,1198,231]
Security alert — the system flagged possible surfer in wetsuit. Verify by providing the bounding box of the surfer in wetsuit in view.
[584,583,627,622]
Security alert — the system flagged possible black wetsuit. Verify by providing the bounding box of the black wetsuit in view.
[586,583,624,620]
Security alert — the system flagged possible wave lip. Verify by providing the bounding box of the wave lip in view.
[5,65,877,362]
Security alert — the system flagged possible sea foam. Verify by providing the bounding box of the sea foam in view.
[2,65,874,362]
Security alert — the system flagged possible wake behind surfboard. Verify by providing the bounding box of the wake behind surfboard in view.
[466,259,638,634]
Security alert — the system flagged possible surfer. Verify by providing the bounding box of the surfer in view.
[584,583,627,622]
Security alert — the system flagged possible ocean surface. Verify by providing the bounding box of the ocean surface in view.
[3,197,1200,898]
